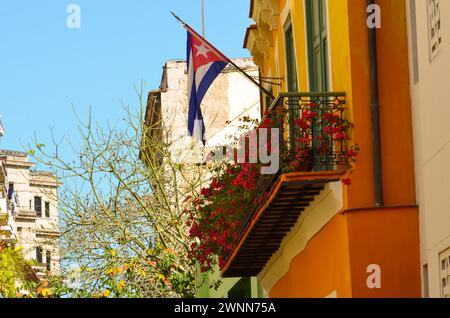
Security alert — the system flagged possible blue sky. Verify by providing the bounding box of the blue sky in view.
[0,0,251,156]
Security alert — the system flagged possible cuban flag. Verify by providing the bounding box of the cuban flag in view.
[187,30,228,145]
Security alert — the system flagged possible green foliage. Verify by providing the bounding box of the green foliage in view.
[0,246,32,298]
[28,87,204,298]
[1,199,64,299]
[62,244,194,298]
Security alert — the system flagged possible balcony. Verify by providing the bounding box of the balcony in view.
[0,197,17,242]
[220,92,350,277]
[36,228,60,239]
[15,209,38,222]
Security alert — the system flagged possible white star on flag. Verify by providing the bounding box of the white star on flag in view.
[195,43,210,58]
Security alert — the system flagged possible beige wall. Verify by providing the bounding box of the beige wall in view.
[159,58,261,158]
[407,0,450,298]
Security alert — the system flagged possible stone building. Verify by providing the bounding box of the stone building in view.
[0,118,16,244]
[0,123,41,286]
[143,58,261,158]
[0,149,60,279]
[0,156,17,244]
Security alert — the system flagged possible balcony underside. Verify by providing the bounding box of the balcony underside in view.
[222,170,344,278]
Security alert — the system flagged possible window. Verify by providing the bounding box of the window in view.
[36,247,43,264]
[423,264,429,298]
[34,196,42,217]
[440,248,450,298]
[45,202,50,218]
[427,0,442,60]
[284,19,298,92]
[7,183,14,200]
[46,251,51,271]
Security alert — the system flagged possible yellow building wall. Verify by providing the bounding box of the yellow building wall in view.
[346,206,421,298]
[345,0,375,208]
[270,212,353,298]
[250,0,420,297]
[344,0,416,208]
[257,181,344,294]
[375,0,416,206]
[269,206,420,298]
[260,0,416,209]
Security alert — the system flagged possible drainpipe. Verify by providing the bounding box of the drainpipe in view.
[367,0,384,207]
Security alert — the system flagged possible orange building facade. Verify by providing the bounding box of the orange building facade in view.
[219,0,421,298]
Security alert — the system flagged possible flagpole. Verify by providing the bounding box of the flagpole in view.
[202,0,205,37]
[171,11,275,100]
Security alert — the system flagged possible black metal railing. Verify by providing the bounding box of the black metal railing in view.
[266,92,348,172]
[225,92,348,269]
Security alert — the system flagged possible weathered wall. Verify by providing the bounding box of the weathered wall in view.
[159,58,261,155]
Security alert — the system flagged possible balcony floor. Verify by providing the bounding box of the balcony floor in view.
[221,170,345,278]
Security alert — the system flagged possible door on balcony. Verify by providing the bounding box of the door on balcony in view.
[306,0,330,170]
[284,19,300,157]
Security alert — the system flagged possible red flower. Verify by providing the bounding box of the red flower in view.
[342,178,352,186]
[294,118,309,130]
[211,178,219,190]
[302,110,317,119]
[324,112,340,123]
[243,181,253,190]
[346,148,359,159]
[200,188,210,196]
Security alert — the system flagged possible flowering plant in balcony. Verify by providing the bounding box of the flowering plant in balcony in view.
[186,117,272,273]
[286,101,358,172]
[187,101,359,273]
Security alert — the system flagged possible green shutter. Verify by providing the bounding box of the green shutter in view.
[284,20,298,92]
[306,0,329,92]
